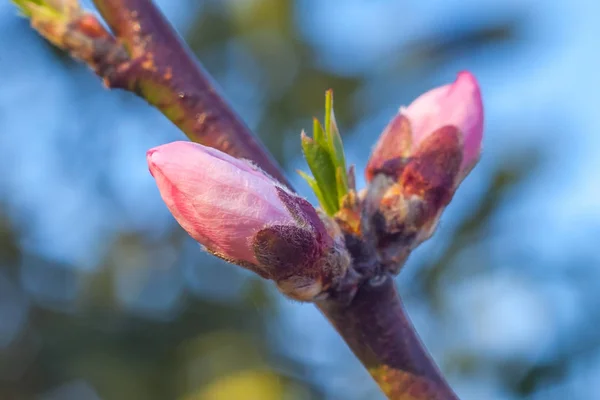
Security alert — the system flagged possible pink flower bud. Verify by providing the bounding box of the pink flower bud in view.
[147,141,290,265]
[366,71,483,182]
[362,72,484,271]
[147,141,349,300]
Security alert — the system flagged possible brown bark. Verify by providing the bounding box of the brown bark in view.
[318,276,458,399]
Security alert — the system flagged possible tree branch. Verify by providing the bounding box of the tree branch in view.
[14,0,289,186]
[13,1,458,398]
[318,276,458,400]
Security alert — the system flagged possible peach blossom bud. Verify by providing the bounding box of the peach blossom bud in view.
[363,72,484,272]
[147,141,348,301]
[366,71,483,183]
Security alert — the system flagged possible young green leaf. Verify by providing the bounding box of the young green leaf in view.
[297,170,334,215]
[11,0,73,19]
[328,110,348,200]
[301,132,338,214]
[313,117,326,148]
[325,89,333,145]
[298,89,350,216]
[335,166,349,205]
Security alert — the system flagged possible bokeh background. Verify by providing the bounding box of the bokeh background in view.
[1,0,599,399]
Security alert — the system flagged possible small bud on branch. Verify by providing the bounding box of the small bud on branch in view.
[147,142,349,301]
[11,0,129,78]
[363,72,484,272]
[366,71,483,183]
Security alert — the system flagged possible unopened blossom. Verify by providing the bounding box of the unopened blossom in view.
[366,71,483,183]
[363,72,484,271]
[147,141,349,301]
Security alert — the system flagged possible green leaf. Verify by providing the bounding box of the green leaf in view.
[11,0,65,18]
[328,108,348,199]
[11,0,34,14]
[325,89,333,145]
[325,91,348,204]
[297,170,334,216]
[301,132,338,214]
[299,89,350,215]
[312,118,326,148]
[335,166,348,206]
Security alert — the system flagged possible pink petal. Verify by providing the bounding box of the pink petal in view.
[403,71,484,173]
[147,141,296,265]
